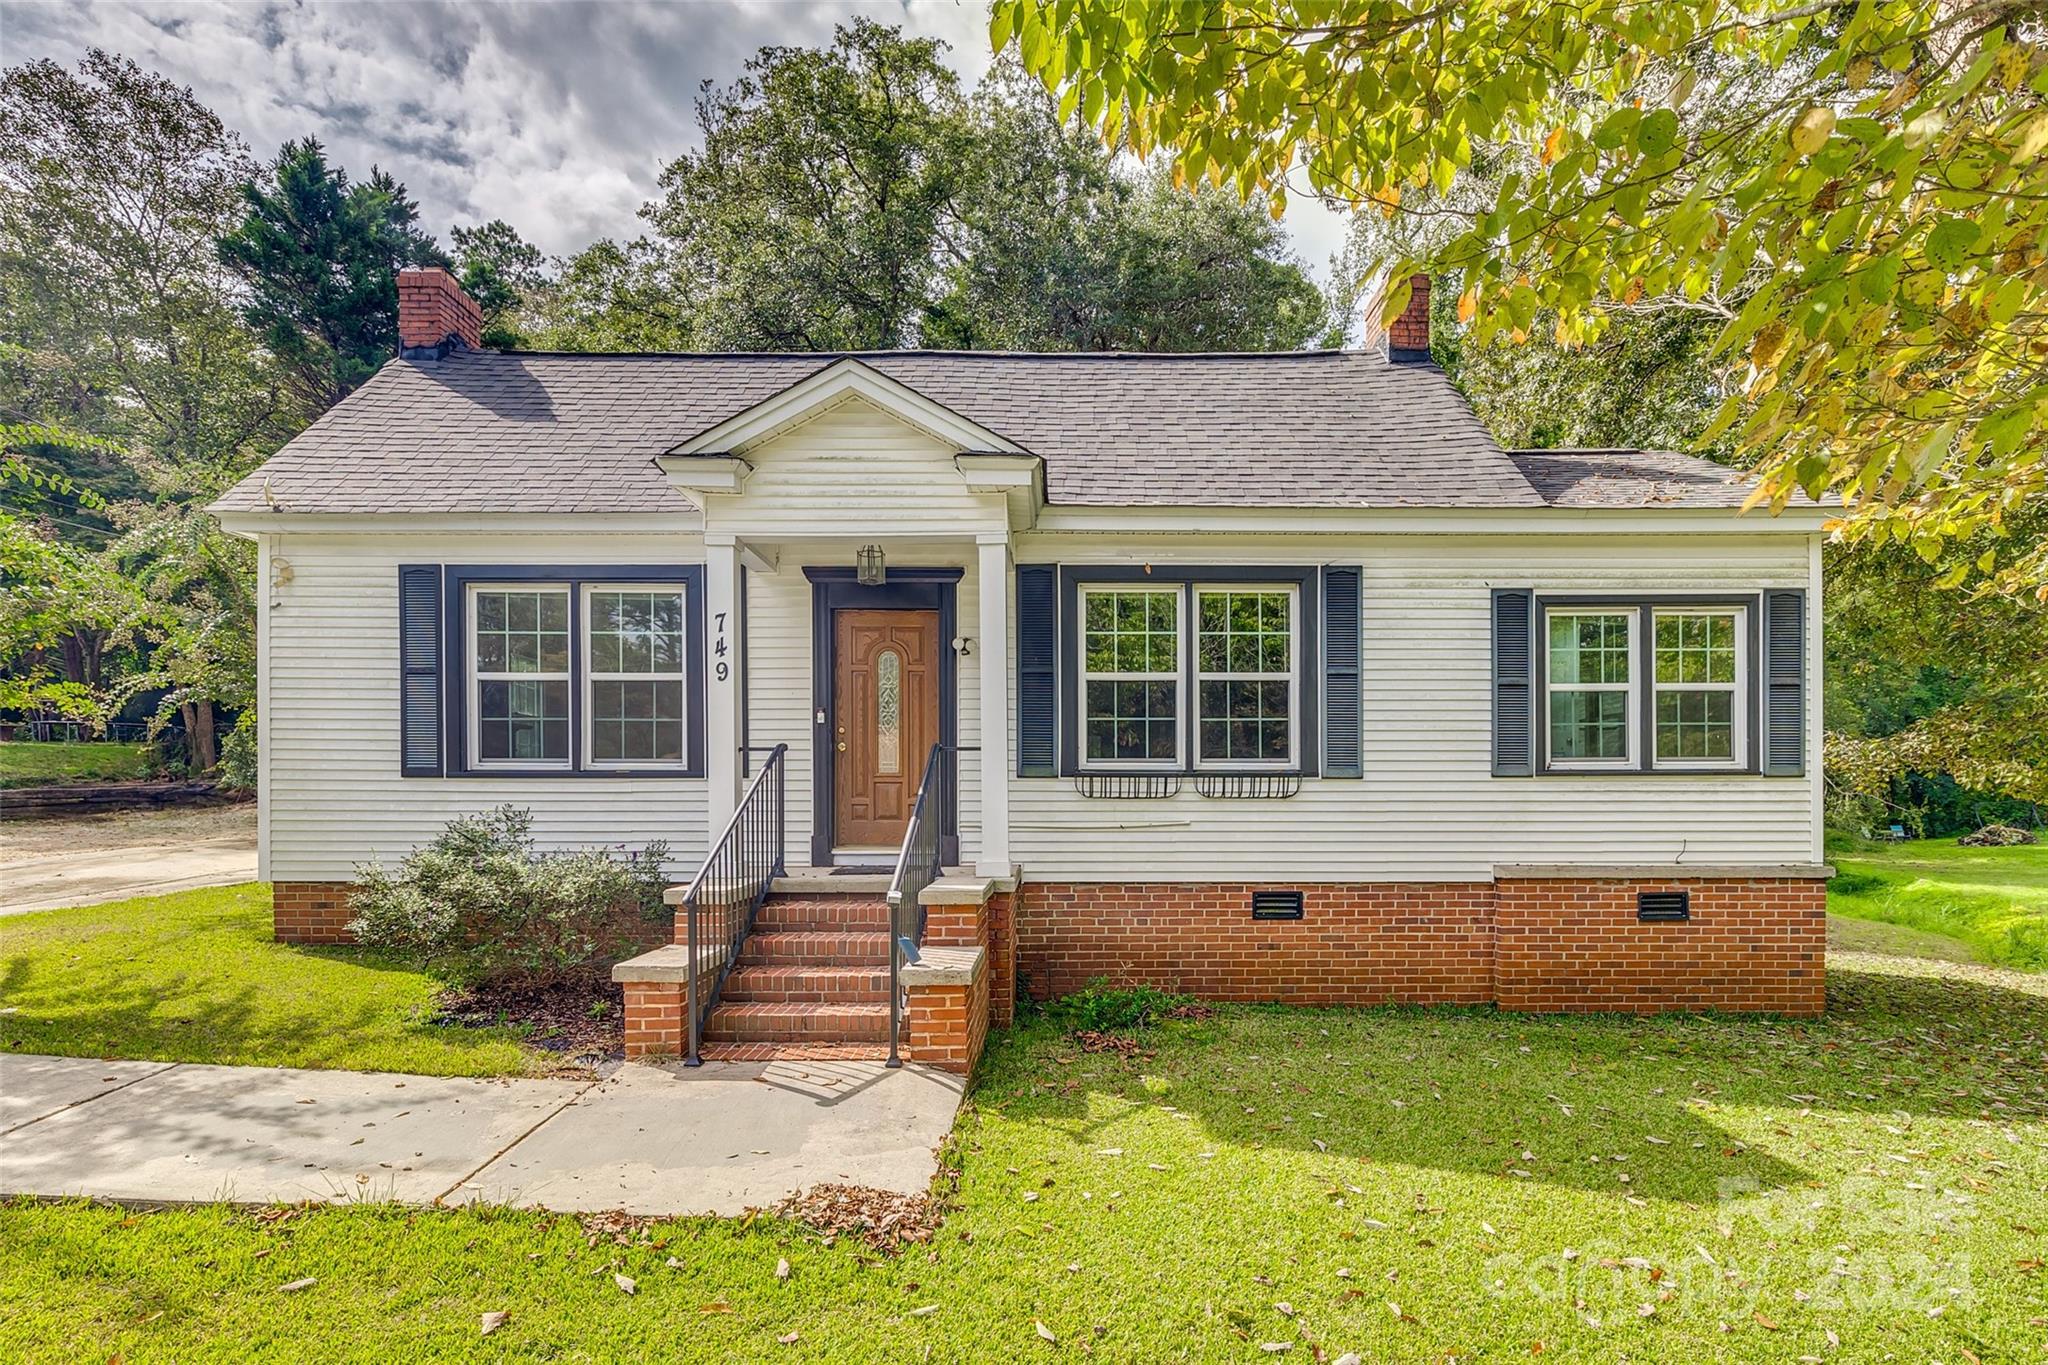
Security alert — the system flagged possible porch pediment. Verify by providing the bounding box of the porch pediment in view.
[666,357,1028,460]
[657,359,1041,536]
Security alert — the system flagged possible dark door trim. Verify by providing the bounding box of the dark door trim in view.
[805,567,961,867]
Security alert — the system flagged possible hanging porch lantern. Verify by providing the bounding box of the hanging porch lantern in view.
[856,543,886,586]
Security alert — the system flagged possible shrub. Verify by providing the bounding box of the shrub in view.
[216,712,258,790]
[349,806,670,987]
[1058,978,1195,1032]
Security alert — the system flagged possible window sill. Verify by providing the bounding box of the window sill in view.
[439,767,707,780]
[1527,767,1765,779]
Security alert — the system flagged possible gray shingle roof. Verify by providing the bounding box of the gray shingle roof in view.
[212,349,1742,516]
[1505,448,1801,509]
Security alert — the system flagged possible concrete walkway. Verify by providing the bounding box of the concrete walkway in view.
[0,1052,963,1215]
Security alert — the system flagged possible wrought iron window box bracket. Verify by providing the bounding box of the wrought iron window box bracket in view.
[1194,772,1304,799]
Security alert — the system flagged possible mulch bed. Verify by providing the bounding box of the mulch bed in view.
[431,971,624,1066]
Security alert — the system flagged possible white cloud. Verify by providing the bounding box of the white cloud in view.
[1,0,1352,282]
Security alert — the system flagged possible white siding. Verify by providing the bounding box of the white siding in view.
[741,538,982,870]
[264,529,708,882]
[261,509,1819,888]
[713,397,1008,539]
[1006,531,1822,882]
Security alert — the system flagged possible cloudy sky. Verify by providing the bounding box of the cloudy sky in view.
[1,0,1351,280]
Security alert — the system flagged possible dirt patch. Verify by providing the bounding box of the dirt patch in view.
[431,973,624,1068]
[773,1182,943,1253]
[0,801,253,858]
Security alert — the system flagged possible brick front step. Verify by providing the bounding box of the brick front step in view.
[721,964,891,1004]
[751,895,892,933]
[702,1001,891,1043]
[696,1042,891,1063]
[738,930,889,966]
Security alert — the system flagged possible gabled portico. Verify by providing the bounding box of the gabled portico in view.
[661,358,1041,882]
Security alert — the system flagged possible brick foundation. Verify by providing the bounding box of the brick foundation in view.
[1494,876,1825,1015]
[1017,883,1496,1006]
[272,881,356,944]
[1015,877,1826,1016]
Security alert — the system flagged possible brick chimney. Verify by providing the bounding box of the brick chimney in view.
[397,267,483,355]
[1364,272,1432,362]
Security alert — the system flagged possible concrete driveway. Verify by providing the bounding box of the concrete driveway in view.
[0,804,257,915]
[0,1052,963,1215]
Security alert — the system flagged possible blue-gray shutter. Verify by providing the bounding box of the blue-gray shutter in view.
[399,565,443,776]
[1492,588,1536,776]
[1016,564,1057,776]
[1762,589,1806,776]
[1321,566,1362,777]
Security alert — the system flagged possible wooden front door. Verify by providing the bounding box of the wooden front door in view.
[833,609,941,850]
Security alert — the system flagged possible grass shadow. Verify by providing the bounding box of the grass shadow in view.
[972,957,2048,1208]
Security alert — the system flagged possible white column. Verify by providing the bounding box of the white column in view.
[976,534,1012,877]
[703,535,743,832]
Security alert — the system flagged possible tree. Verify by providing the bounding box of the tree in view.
[0,51,282,766]
[1824,522,2048,815]
[628,24,1326,355]
[0,49,281,512]
[645,19,971,350]
[999,1,2048,595]
[518,238,697,353]
[933,154,1327,351]
[108,500,256,773]
[452,219,546,349]
[218,138,446,410]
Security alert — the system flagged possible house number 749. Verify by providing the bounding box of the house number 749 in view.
[713,611,730,682]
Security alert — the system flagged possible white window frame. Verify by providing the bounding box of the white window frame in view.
[1077,584,1186,772]
[1192,583,1300,772]
[467,582,573,772]
[580,582,690,772]
[1649,605,1748,772]
[1543,608,1640,771]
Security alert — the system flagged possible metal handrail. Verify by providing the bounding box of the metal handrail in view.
[683,743,789,1066]
[884,742,950,1067]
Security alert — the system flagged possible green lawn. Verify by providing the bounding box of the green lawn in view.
[5,951,2045,1362]
[0,885,539,1077]
[0,740,153,788]
[1828,836,2048,971]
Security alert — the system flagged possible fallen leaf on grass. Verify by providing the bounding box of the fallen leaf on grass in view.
[699,1300,731,1314]
[775,1183,942,1253]
[1034,1319,1057,1343]
[614,1273,636,1296]
[777,1332,800,1346]
[775,1257,791,1281]
[909,1305,940,1317]
[1753,1312,1780,1331]
[276,1278,316,1294]
[480,1311,508,1337]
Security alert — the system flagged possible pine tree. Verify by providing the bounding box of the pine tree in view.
[218,138,446,410]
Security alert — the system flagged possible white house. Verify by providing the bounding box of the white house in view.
[213,269,1831,1070]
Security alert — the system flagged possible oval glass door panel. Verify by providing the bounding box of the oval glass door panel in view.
[875,649,902,775]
